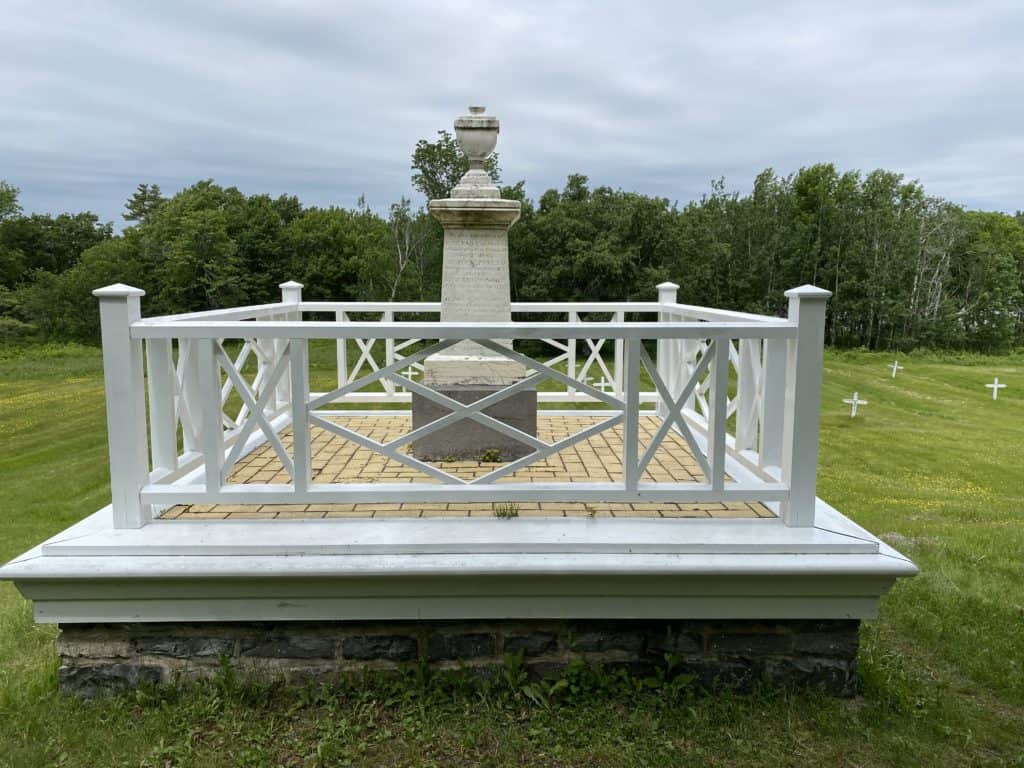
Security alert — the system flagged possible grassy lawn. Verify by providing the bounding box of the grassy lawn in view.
[1,343,1023,767]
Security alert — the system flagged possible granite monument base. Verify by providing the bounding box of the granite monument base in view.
[410,383,538,461]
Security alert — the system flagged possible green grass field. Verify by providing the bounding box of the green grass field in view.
[1,344,1022,767]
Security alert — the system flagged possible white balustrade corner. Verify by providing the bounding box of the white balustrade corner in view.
[94,281,830,530]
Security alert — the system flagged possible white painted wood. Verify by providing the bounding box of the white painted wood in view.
[382,310,396,395]
[622,338,641,490]
[140,480,789,506]
[656,283,678,420]
[707,338,731,491]
[637,345,712,480]
[889,360,904,378]
[218,349,293,480]
[28,594,888,623]
[39,513,882,558]
[613,310,625,396]
[132,319,799,341]
[289,338,310,492]
[177,339,201,453]
[196,338,224,495]
[279,280,304,306]
[145,337,178,473]
[734,338,761,452]
[335,310,347,390]
[94,284,150,529]
[758,337,787,471]
[567,310,578,397]
[780,285,831,527]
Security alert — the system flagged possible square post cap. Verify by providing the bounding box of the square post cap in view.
[279,280,304,303]
[656,282,679,302]
[784,284,832,300]
[92,283,145,299]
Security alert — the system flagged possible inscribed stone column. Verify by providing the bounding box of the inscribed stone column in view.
[411,106,537,461]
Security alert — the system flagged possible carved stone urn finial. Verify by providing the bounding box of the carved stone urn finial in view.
[450,105,500,199]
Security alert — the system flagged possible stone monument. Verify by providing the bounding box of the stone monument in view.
[410,106,538,461]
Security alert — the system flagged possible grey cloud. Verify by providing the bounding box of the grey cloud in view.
[1,0,1021,223]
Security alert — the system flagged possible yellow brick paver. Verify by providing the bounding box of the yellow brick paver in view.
[166,414,773,521]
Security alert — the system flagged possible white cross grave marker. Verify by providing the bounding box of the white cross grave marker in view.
[889,360,904,378]
[397,365,419,392]
[842,391,868,417]
[596,377,614,393]
[985,377,1007,401]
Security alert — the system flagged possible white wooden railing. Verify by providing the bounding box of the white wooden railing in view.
[93,281,830,531]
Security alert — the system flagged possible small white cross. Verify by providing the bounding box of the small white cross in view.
[596,377,614,392]
[842,391,868,417]
[396,365,419,392]
[985,377,1007,401]
[889,360,904,378]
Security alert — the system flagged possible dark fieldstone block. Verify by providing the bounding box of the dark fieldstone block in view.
[342,635,419,661]
[410,385,538,461]
[645,627,702,655]
[792,629,859,658]
[764,657,857,697]
[571,630,645,653]
[708,632,793,656]
[59,663,164,697]
[504,633,557,657]
[133,637,234,658]
[240,635,334,659]
[427,633,496,660]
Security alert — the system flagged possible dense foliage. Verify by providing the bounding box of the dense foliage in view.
[1,138,1022,350]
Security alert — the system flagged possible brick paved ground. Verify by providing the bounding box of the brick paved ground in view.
[164,414,772,520]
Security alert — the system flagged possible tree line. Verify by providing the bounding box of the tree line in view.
[1,132,1022,351]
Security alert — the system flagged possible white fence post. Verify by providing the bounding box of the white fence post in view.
[383,310,395,396]
[707,337,730,491]
[289,338,311,493]
[759,338,787,473]
[656,282,679,419]
[179,339,201,453]
[734,339,760,453]
[276,281,303,407]
[93,284,149,528]
[613,310,625,398]
[197,338,224,490]
[780,285,831,527]
[622,337,641,490]
[336,310,348,388]
[145,338,178,473]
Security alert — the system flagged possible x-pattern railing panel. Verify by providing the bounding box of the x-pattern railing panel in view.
[139,310,793,513]
[216,341,294,482]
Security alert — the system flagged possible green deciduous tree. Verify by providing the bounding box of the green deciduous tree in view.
[411,130,501,201]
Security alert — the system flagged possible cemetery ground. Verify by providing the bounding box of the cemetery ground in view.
[1,343,1023,768]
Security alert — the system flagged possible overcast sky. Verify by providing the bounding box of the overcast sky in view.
[2,0,1022,224]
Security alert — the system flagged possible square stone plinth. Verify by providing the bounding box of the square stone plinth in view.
[410,384,538,461]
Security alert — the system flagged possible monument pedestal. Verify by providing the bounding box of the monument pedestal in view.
[410,382,538,461]
[411,106,537,462]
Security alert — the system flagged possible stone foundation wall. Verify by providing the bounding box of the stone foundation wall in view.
[58,619,859,698]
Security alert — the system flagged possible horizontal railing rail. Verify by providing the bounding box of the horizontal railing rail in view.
[94,281,830,532]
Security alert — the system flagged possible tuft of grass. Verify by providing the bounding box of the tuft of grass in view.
[493,502,519,519]
[479,447,503,463]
